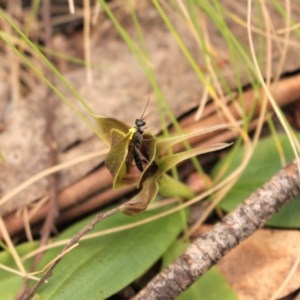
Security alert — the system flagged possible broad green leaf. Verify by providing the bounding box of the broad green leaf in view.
[93,114,130,146]
[38,207,183,299]
[159,173,195,199]
[214,134,300,228]
[0,242,39,300]
[0,206,184,299]
[158,143,232,174]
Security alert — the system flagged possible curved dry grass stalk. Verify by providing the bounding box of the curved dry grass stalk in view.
[247,0,300,173]
[270,247,300,300]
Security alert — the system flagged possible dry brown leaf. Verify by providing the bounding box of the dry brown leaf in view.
[218,229,300,300]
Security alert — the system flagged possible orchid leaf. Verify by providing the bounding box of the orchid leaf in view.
[159,173,195,199]
[0,206,183,299]
[93,114,130,146]
[156,124,233,154]
[158,143,232,174]
[105,129,134,189]
[120,177,159,215]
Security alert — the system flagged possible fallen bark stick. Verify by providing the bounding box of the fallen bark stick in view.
[133,159,300,300]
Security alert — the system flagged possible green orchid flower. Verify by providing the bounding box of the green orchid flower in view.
[93,114,232,215]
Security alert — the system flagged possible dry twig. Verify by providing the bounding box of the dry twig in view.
[133,159,300,299]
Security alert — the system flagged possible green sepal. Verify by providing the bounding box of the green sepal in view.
[105,129,134,189]
[158,143,232,174]
[156,124,233,154]
[93,114,130,146]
